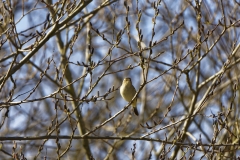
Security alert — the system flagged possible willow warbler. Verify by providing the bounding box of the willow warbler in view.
[120,78,139,116]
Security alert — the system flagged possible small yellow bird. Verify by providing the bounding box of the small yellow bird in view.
[120,78,139,116]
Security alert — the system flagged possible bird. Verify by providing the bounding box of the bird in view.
[120,77,139,116]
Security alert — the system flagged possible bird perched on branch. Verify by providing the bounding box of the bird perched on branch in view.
[120,78,139,116]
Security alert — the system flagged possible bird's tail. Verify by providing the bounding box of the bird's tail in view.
[133,107,139,116]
